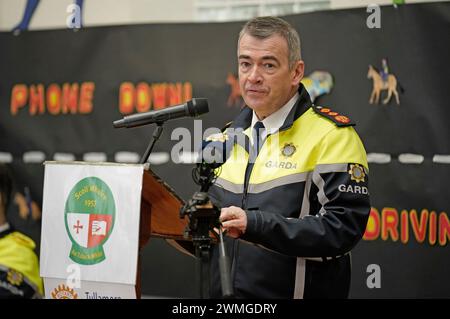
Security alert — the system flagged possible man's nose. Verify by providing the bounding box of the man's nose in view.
[247,66,262,84]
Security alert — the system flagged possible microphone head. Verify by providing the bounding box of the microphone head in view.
[201,140,228,169]
[113,119,125,128]
[187,98,209,117]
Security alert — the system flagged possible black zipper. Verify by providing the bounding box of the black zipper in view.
[241,161,253,209]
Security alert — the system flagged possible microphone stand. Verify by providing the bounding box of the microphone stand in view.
[140,121,164,164]
[180,165,234,299]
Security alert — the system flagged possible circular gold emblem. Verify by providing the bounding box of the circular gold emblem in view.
[281,143,297,157]
[348,164,366,183]
[51,284,78,299]
[7,269,23,286]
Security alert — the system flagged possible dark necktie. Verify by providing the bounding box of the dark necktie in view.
[252,121,265,159]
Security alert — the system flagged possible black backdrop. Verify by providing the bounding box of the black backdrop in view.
[1,2,449,298]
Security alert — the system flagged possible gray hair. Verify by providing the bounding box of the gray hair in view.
[238,16,302,69]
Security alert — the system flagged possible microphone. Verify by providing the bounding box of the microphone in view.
[194,136,234,192]
[201,139,232,169]
[113,98,209,128]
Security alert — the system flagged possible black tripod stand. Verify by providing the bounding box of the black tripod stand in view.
[180,163,233,299]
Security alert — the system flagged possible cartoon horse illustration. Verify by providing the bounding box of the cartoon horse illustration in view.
[367,65,400,105]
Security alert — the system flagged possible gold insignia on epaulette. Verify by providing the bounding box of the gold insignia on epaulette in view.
[315,106,353,126]
[335,115,350,124]
[7,269,23,286]
[205,132,229,143]
[348,164,365,183]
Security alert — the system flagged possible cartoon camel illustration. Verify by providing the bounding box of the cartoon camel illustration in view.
[367,65,400,105]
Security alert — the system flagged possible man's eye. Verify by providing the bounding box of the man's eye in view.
[264,63,275,69]
[240,62,250,68]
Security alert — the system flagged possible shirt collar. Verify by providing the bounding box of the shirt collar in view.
[251,92,300,136]
[230,83,313,131]
[0,223,11,234]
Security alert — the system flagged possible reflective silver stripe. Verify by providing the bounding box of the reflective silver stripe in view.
[294,258,306,299]
[214,177,244,194]
[306,164,352,261]
[304,253,349,262]
[314,163,348,174]
[247,172,308,194]
[293,165,353,298]
[299,173,312,218]
[312,170,329,216]
[0,264,39,292]
[293,173,312,299]
[0,264,10,272]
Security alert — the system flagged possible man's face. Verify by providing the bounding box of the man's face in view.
[238,33,304,118]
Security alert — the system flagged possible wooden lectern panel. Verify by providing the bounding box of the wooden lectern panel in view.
[139,168,188,248]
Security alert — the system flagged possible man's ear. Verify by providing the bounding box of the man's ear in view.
[291,60,305,86]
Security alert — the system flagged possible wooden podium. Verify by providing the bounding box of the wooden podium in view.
[136,168,191,298]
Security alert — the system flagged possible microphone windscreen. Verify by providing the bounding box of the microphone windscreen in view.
[188,98,209,117]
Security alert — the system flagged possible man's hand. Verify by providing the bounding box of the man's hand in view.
[220,206,247,238]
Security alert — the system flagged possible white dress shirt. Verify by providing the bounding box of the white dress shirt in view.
[0,222,11,233]
[250,92,300,143]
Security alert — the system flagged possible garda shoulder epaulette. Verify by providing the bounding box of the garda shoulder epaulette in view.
[313,106,355,127]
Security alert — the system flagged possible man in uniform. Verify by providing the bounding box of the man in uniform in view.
[0,164,43,298]
[208,16,370,299]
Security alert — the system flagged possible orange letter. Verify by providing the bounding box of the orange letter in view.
[410,209,428,243]
[136,82,151,113]
[47,83,61,115]
[79,82,94,114]
[381,207,398,241]
[429,211,437,246]
[439,212,450,246]
[29,84,45,115]
[10,84,28,115]
[400,209,409,244]
[183,82,193,102]
[152,83,167,110]
[363,207,380,240]
[119,82,135,115]
[167,83,182,106]
[62,83,79,114]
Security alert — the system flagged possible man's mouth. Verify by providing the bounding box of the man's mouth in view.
[246,88,266,94]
